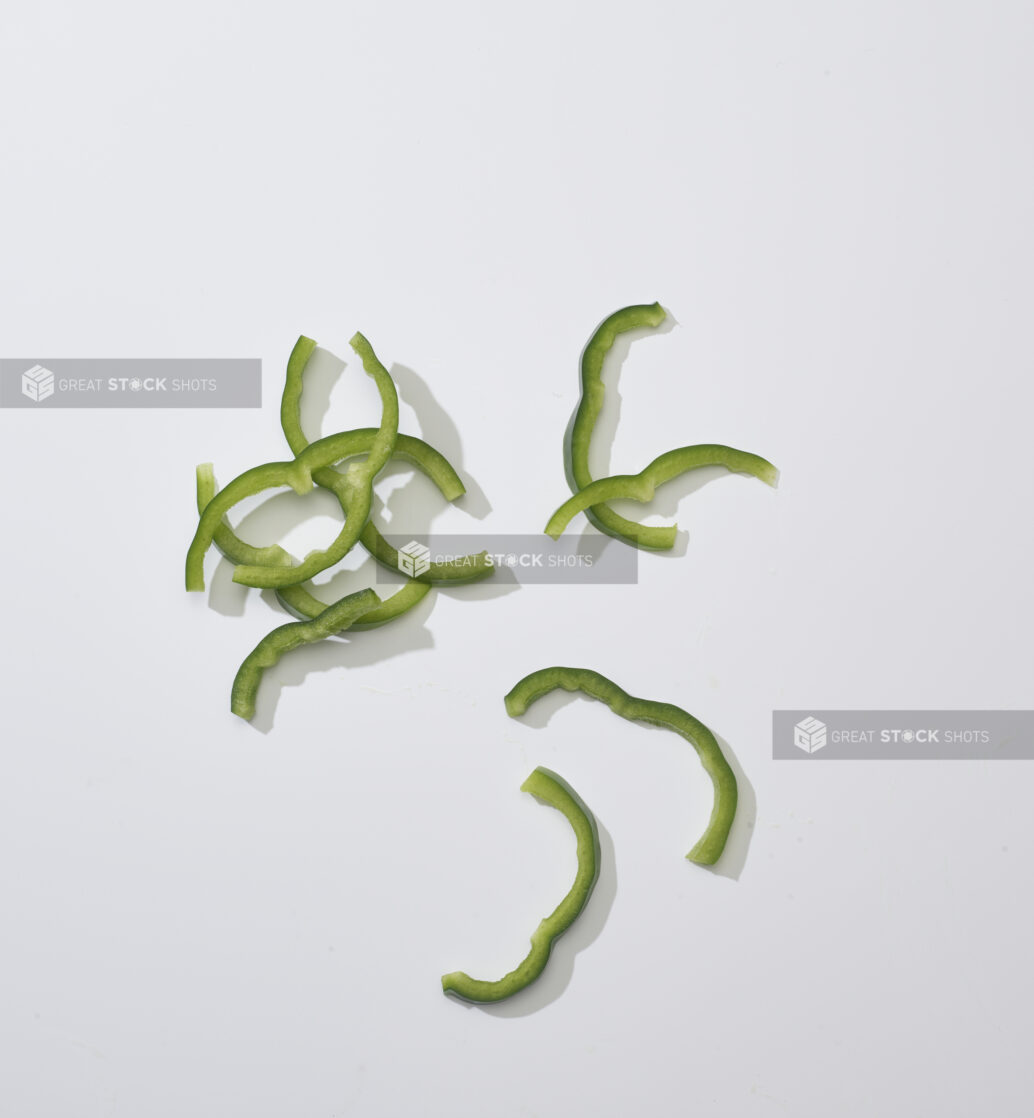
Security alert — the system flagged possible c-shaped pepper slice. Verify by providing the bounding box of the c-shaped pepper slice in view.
[441,766,601,1004]
[545,443,778,540]
[566,302,677,549]
[184,332,398,592]
[505,667,737,866]
[280,336,493,585]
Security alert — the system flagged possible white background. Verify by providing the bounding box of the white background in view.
[2,2,1033,1115]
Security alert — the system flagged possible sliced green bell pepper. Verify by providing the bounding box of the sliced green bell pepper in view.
[505,667,737,866]
[546,443,778,540]
[185,332,397,593]
[195,463,432,631]
[230,588,382,721]
[275,579,431,631]
[566,302,677,549]
[194,462,293,569]
[441,765,601,1004]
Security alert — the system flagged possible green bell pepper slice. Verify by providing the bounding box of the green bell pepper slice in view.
[566,302,678,550]
[546,443,778,540]
[441,765,601,1004]
[194,462,293,570]
[274,578,430,632]
[280,336,492,585]
[505,667,737,866]
[184,332,398,592]
[195,463,432,631]
[230,588,383,721]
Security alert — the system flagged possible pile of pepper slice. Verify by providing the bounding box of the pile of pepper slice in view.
[186,331,492,721]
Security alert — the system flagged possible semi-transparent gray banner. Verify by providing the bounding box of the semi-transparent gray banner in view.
[0,358,261,408]
[374,533,638,584]
[773,710,1034,759]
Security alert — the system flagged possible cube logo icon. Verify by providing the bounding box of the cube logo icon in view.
[794,716,827,753]
[22,364,55,403]
[398,540,431,578]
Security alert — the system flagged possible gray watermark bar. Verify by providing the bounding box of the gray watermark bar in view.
[1,358,261,408]
[375,533,638,584]
[773,710,1034,760]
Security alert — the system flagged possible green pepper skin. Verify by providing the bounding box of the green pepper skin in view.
[441,766,601,1004]
[195,464,432,631]
[229,588,382,721]
[505,667,737,866]
[546,443,778,540]
[566,303,677,550]
[280,336,493,585]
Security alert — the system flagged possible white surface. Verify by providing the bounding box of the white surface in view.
[2,2,1033,1115]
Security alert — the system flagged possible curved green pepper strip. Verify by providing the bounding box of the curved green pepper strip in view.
[275,578,431,632]
[441,766,601,1004]
[184,332,398,592]
[356,525,492,586]
[280,336,492,585]
[230,588,382,721]
[195,463,294,569]
[566,302,677,550]
[505,667,737,866]
[195,463,432,631]
[545,443,778,541]
[280,333,321,453]
[305,429,466,501]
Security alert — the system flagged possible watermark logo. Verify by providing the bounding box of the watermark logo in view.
[774,710,1034,759]
[397,540,431,578]
[21,364,54,403]
[793,716,827,754]
[2,358,261,409]
[376,533,638,585]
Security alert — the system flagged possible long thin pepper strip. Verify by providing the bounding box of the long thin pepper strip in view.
[565,303,677,549]
[441,766,601,1004]
[546,444,778,540]
[230,588,382,721]
[275,578,431,632]
[505,667,737,866]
